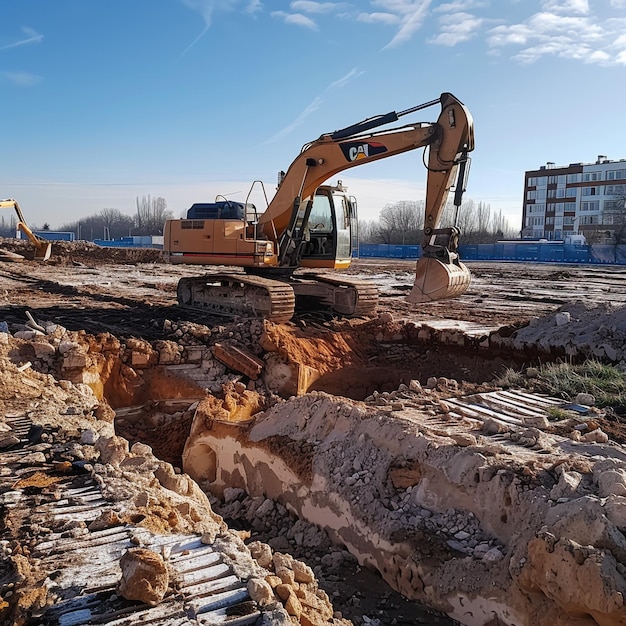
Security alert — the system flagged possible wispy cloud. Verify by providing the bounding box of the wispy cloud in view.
[265,67,364,143]
[0,26,43,51]
[428,11,485,46]
[271,11,318,30]
[486,2,626,66]
[290,1,342,14]
[178,0,626,66]
[382,0,432,49]
[180,0,261,55]
[1,71,42,86]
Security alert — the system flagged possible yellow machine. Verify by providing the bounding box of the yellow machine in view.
[164,92,474,321]
[0,198,52,261]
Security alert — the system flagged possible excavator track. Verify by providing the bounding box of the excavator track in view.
[177,274,296,323]
[294,274,379,317]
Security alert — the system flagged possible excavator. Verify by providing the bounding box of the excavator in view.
[163,92,474,322]
[0,198,52,261]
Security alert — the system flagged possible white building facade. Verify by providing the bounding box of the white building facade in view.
[522,156,626,241]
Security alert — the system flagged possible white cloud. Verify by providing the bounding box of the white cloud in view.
[541,0,589,15]
[610,0,626,6]
[382,0,433,49]
[327,67,365,90]
[357,12,400,25]
[264,96,324,144]
[486,5,626,66]
[429,11,484,46]
[265,68,363,143]
[180,0,260,54]
[0,26,43,51]
[290,1,341,14]
[433,0,488,13]
[272,11,318,29]
[1,71,42,86]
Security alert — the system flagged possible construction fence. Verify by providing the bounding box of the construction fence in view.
[358,243,626,265]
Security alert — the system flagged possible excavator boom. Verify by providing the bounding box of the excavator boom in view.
[0,199,52,262]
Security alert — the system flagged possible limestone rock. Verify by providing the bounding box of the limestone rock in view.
[117,548,168,606]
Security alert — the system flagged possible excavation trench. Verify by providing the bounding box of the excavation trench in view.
[82,316,626,626]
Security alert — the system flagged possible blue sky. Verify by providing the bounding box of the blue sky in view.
[2,0,626,231]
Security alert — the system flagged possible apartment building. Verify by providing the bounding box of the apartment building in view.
[522,156,626,241]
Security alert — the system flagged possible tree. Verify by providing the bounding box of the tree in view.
[373,200,423,244]
[359,197,516,246]
[134,195,173,235]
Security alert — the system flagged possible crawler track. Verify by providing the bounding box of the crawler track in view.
[177,273,297,323]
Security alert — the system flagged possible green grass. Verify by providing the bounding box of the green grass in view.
[497,359,626,408]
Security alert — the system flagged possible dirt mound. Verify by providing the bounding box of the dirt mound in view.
[0,237,164,265]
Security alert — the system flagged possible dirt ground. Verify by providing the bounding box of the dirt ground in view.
[3,239,626,625]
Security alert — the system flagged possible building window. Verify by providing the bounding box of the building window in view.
[526,190,536,200]
[606,184,625,195]
[607,169,626,180]
[555,217,563,227]
[604,200,619,211]
[584,171,602,182]
[558,175,566,184]
[580,215,599,225]
[582,187,599,196]
[565,187,577,198]
[581,201,600,211]
[556,189,566,198]
[528,177,537,186]
[567,173,581,183]
[548,189,556,198]
[545,217,554,225]
[565,202,576,211]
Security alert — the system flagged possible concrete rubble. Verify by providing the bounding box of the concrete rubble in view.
[2,289,626,625]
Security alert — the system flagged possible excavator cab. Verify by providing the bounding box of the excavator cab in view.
[300,184,352,268]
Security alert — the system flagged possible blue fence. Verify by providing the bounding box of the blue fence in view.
[359,243,626,265]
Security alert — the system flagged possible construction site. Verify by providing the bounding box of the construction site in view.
[1,237,626,626]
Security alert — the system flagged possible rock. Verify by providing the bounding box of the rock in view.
[522,415,550,429]
[482,547,504,563]
[247,577,274,606]
[581,428,609,444]
[117,548,168,606]
[408,379,422,392]
[550,471,583,500]
[451,433,477,447]
[575,392,596,406]
[555,312,571,326]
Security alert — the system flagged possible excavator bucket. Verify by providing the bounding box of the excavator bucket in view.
[407,256,471,303]
[33,241,52,262]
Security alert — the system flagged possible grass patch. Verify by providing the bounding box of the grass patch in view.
[498,359,626,408]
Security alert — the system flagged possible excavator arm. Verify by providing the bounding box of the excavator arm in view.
[257,93,474,301]
[0,199,52,262]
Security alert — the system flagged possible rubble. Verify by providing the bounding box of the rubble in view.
[4,249,626,625]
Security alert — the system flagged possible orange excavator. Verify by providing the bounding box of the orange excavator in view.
[0,198,52,262]
[163,92,474,322]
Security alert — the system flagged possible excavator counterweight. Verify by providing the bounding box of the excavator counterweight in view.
[164,92,475,320]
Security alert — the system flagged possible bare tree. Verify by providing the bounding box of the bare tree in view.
[361,197,516,246]
[374,200,423,244]
[134,195,173,235]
